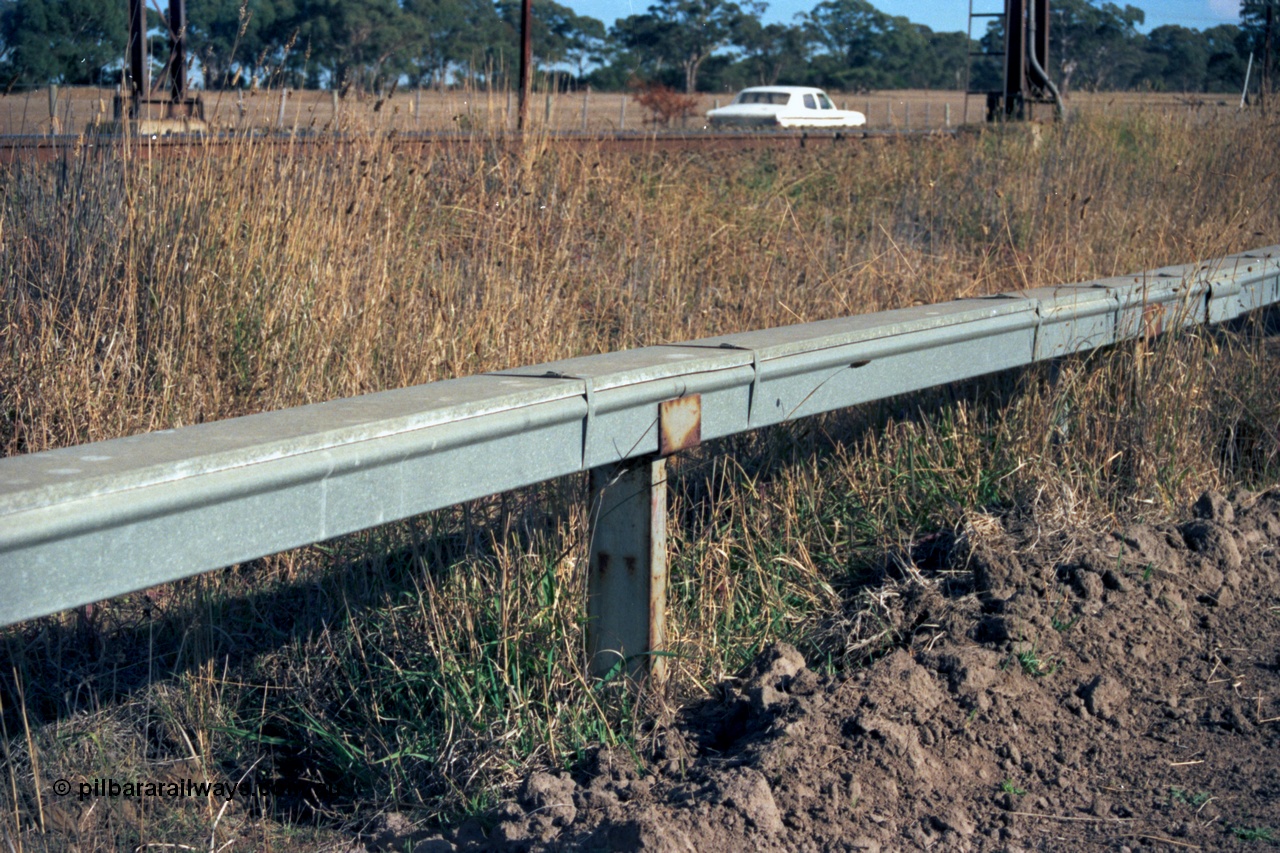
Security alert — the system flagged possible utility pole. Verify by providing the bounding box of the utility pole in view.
[1264,3,1273,115]
[518,0,532,131]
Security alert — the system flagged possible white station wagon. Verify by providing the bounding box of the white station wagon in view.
[706,86,867,129]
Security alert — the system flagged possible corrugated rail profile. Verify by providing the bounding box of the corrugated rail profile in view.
[1,246,1278,634]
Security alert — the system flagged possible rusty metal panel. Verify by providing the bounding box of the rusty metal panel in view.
[586,457,667,683]
[658,395,701,456]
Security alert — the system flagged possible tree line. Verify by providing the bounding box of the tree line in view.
[0,0,1275,96]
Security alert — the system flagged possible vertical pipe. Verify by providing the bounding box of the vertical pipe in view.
[618,94,626,129]
[587,458,668,684]
[1033,0,1050,79]
[1241,52,1254,110]
[518,0,532,131]
[277,88,288,128]
[1026,0,1063,118]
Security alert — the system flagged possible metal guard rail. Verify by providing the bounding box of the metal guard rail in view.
[3,246,1278,677]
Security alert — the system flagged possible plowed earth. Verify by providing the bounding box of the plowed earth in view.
[372,489,1280,852]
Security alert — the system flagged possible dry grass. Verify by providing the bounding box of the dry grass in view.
[1,105,1278,850]
[8,84,1248,136]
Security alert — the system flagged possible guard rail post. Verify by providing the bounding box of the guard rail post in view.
[584,392,701,684]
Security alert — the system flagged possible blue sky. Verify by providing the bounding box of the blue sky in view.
[568,0,1244,33]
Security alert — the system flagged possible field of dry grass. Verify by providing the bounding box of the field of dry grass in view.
[6,84,1247,136]
[1,104,1278,850]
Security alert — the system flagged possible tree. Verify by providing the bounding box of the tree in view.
[1048,0,1147,91]
[1141,25,1209,91]
[736,21,807,86]
[404,0,506,87]
[612,0,764,93]
[495,0,605,79]
[0,0,126,86]
[803,0,891,90]
[1240,0,1277,101]
[290,0,414,92]
[188,0,298,89]
[803,0,949,90]
[1202,24,1245,91]
[923,29,970,90]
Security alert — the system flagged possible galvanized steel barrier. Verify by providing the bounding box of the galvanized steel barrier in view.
[3,246,1279,680]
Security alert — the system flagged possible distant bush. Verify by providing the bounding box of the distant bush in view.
[631,83,699,127]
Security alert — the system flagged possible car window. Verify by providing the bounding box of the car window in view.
[803,94,816,109]
[818,94,835,110]
[737,92,790,105]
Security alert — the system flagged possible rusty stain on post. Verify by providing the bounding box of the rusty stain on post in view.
[586,457,667,685]
[658,395,701,456]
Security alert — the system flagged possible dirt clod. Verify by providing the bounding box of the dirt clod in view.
[416,489,1280,852]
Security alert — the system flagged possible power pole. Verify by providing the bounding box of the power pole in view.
[1264,3,1273,115]
[518,0,532,131]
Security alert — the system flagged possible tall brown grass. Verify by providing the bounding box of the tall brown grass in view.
[1,109,1277,850]
[3,109,1274,455]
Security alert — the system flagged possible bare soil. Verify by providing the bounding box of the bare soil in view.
[377,488,1280,852]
